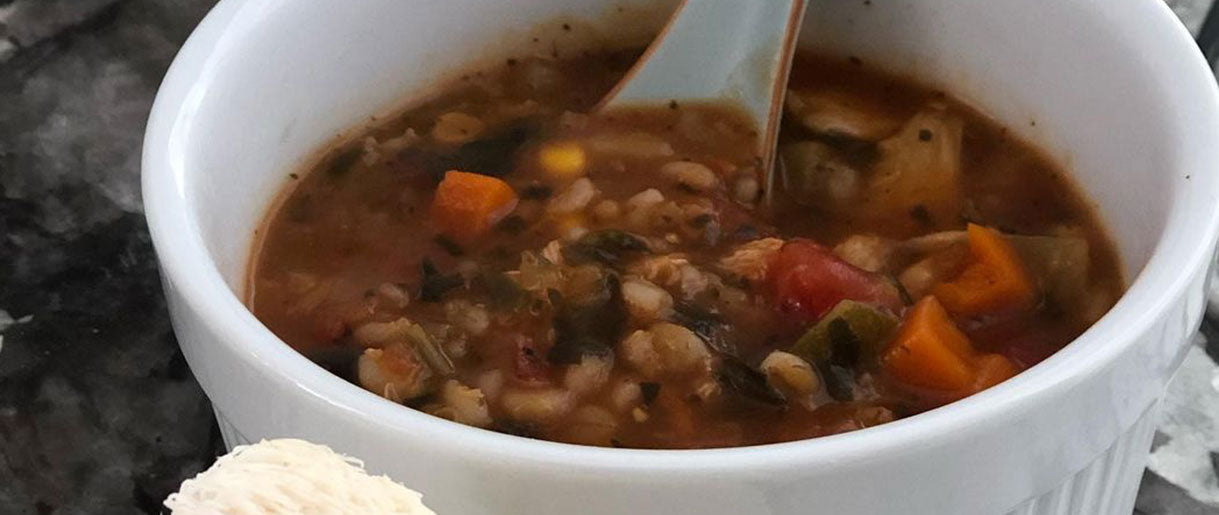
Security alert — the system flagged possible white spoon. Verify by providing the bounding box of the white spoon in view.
[597,0,808,202]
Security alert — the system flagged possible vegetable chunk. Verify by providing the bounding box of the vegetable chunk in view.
[865,106,964,234]
[933,224,1036,316]
[882,296,975,390]
[791,300,899,364]
[250,50,1124,449]
[431,170,519,242]
[768,239,903,323]
[882,296,1017,394]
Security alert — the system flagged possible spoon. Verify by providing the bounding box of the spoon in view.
[597,0,808,203]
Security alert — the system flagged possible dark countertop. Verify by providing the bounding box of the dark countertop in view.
[1,1,1217,513]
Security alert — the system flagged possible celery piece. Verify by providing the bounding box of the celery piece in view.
[790,300,899,364]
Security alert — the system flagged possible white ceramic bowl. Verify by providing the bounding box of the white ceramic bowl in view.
[143,1,1219,513]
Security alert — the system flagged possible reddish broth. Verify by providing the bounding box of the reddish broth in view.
[248,51,1123,448]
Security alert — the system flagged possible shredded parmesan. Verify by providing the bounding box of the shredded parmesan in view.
[164,439,436,514]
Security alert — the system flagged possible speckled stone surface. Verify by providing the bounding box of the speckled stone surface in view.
[0,1,1217,513]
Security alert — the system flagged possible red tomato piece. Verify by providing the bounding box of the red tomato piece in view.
[510,334,552,386]
[767,239,902,324]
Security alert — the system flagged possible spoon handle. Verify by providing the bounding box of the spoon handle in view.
[597,0,807,201]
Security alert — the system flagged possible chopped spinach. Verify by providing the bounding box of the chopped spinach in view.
[670,302,736,356]
[547,272,625,365]
[827,318,861,367]
[717,356,786,408]
[822,364,857,402]
[418,258,465,302]
[561,229,652,266]
[395,119,539,180]
[484,272,527,311]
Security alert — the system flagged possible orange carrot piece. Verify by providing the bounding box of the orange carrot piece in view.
[932,224,1035,316]
[431,170,519,242]
[882,296,977,391]
[971,353,1018,392]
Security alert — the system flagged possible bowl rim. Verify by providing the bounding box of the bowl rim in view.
[142,0,1219,473]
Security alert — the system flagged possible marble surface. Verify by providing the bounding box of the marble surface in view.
[1,0,1217,513]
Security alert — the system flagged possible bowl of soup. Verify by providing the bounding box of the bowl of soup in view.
[142,0,1219,513]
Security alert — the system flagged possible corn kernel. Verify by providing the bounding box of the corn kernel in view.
[632,407,650,423]
[554,214,588,241]
[539,142,587,179]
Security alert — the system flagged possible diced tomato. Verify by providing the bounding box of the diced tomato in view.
[767,239,902,324]
[999,336,1058,369]
[963,315,1062,368]
[509,334,552,386]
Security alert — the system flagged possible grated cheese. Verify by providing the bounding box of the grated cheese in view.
[164,438,436,514]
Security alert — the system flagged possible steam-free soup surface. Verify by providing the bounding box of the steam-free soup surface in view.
[249,51,1122,448]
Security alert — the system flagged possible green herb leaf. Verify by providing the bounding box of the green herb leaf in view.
[561,230,651,266]
[419,258,464,302]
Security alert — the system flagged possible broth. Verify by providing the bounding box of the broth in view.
[248,50,1122,448]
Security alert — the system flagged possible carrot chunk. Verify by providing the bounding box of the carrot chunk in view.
[882,296,976,391]
[971,353,1018,391]
[883,296,1021,396]
[431,170,519,242]
[932,224,1035,316]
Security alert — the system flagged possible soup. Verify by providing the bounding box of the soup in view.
[247,50,1122,449]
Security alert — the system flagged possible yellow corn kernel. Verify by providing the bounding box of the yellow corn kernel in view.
[631,407,649,423]
[539,142,587,179]
[554,213,588,241]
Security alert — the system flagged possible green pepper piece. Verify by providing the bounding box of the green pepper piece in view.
[790,300,899,364]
